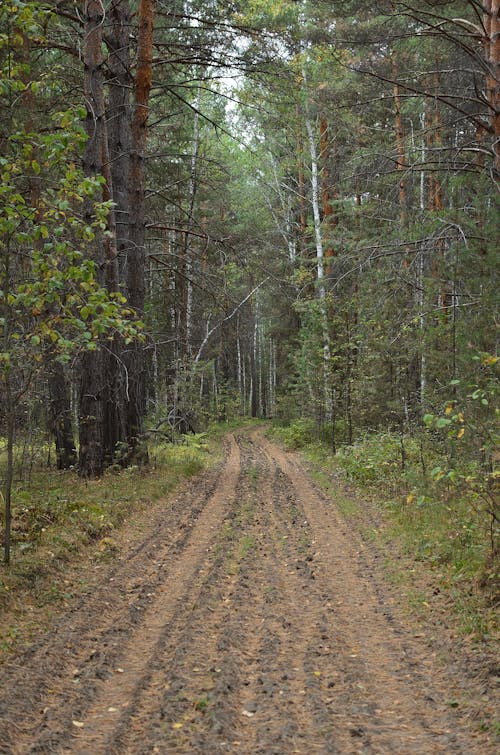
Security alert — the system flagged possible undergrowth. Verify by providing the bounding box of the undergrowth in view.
[270,420,499,638]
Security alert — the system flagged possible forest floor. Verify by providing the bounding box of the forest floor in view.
[0,426,498,754]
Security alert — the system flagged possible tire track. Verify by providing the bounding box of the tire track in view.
[232,439,334,754]
[61,435,241,754]
[257,429,488,753]
[113,437,264,753]
[0,437,238,754]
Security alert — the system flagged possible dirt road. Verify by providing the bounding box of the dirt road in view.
[0,428,496,753]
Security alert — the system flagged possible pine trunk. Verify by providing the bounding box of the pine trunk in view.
[392,55,407,226]
[78,0,108,478]
[48,360,76,469]
[126,0,155,450]
[319,114,337,274]
[103,0,132,462]
[484,1,500,173]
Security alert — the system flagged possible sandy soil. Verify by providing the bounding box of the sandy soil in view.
[0,427,497,754]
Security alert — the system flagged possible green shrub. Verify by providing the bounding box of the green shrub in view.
[271,418,316,449]
[335,431,410,487]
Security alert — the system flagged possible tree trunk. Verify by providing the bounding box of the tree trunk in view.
[305,114,325,295]
[48,360,76,469]
[78,0,109,478]
[294,104,309,253]
[418,107,427,413]
[2,233,13,563]
[79,348,104,478]
[484,1,500,173]
[126,0,155,450]
[251,309,258,417]
[103,0,132,462]
[392,55,407,226]
[3,376,14,564]
[319,114,337,274]
[107,0,132,282]
[181,79,202,358]
[304,103,332,421]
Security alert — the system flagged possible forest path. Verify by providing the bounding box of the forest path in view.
[0,427,495,754]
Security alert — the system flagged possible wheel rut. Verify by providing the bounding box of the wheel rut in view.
[0,427,495,754]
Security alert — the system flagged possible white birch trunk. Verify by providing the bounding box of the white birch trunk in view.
[303,91,332,418]
[305,114,325,298]
[301,64,332,406]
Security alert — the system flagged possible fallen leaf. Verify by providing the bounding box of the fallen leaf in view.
[172,722,183,729]
[72,721,84,728]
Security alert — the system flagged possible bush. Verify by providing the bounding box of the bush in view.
[271,418,317,449]
[335,431,416,487]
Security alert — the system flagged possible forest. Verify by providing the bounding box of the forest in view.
[0,1,499,750]
[0,0,499,634]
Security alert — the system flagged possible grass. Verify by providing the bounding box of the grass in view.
[238,534,256,559]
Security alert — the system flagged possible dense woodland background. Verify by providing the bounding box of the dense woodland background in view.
[0,1,498,573]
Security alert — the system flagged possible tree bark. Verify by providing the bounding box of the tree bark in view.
[319,114,337,274]
[304,107,332,422]
[484,1,500,173]
[48,360,77,469]
[103,0,132,462]
[296,106,308,253]
[78,0,109,478]
[126,0,155,450]
[392,53,407,226]
[305,114,325,295]
[181,78,202,358]
[107,0,132,282]
[3,375,14,564]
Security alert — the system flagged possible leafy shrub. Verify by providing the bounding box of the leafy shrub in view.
[272,418,317,449]
[335,432,416,487]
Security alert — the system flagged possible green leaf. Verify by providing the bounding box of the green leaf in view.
[436,417,452,429]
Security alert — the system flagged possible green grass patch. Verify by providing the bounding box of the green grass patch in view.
[238,534,256,559]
